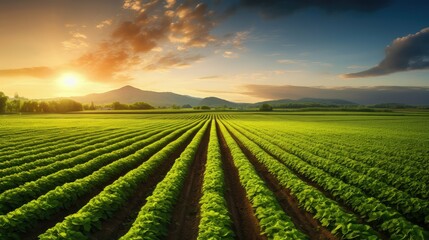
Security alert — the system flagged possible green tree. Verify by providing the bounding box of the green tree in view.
[0,92,8,113]
[111,101,128,110]
[259,103,273,111]
[39,101,50,113]
[20,100,38,112]
[130,102,154,110]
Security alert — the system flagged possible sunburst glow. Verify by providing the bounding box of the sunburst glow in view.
[59,73,81,88]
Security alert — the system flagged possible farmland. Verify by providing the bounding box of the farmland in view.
[0,112,428,239]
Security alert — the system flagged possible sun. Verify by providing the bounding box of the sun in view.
[59,73,81,88]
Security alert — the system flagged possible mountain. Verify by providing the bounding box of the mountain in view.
[255,98,356,106]
[198,97,240,108]
[72,85,202,107]
[245,85,429,105]
[68,85,423,108]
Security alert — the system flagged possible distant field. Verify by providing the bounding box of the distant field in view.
[0,112,428,239]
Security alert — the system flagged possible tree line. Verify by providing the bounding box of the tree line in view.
[0,92,158,113]
[0,92,83,113]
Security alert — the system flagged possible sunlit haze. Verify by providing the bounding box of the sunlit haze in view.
[0,0,428,102]
[58,73,81,89]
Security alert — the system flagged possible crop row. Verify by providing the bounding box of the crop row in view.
[0,129,116,168]
[256,119,429,171]
[0,120,192,194]
[0,129,108,161]
[0,127,89,154]
[232,122,429,221]
[118,120,210,239]
[223,114,429,167]
[0,119,200,215]
[266,128,429,190]
[217,120,308,239]
[40,120,207,239]
[197,120,234,239]
[224,119,429,239]
[0,128,138,178]
[221,119,380,239]
[0,120,204,238]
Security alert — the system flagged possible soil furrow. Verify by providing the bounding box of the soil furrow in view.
[216,122,266,240]
[89,132,198,240]
[227,128,337,240]
[166,122,210,240]
[20,133,188,240]
[227,124,390,239]
[20,157,142,240]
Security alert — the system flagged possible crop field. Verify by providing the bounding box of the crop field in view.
[0,112,428,239]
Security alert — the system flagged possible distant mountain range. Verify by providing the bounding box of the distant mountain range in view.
[68,85,426,107]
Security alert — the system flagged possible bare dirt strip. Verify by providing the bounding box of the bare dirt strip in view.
[166,123,211,240]
[217,123,267,240]
[227,129,337,240]
[227,126,389,240]
[89,131,198,240]
[21,130,194,240]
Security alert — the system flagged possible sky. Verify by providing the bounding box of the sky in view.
[0,0,428,103]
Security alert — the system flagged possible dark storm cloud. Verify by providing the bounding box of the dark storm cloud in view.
[343,27,429,78]
[229,0,392,18]
[244,84,429,105]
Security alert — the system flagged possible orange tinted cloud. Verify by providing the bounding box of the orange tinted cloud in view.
[144,53,202,70]
[0,67,56,79]
[0,0,217,83]
[71,42,139,82]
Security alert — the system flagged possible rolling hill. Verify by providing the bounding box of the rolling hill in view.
[72,85,202,107]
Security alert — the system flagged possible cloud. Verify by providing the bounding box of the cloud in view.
[144,53,203,70]
[277,59,332,67]
[123,0,142,11]
[277,59,301,64]
[62,31,89,50]
[96,19,113,29]
[223,51,239,58]
[198,75,219,80]
[222,31,250,50]
[0,67,56,79]
[71,42,140,82]
[243,84,429,105]
[232,0,393,18]
[343,27,429,78]
[168,2,216,48]
[1,0,217,83]
[347,65,369,69]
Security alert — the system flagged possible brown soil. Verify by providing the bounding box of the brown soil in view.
[89,130,198,240]
[230,126,390,240]
[216,122,267,240]
[227,129,338,240]
[20,158,143,240]
[20,132,190,240]
[166,123,211,240]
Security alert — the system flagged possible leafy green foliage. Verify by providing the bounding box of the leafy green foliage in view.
[197,120,234,240]
[0,121,202,238]
[223,115,429,239]
[40,119,209,239]
[119,120,210,239]
[218,120,308,240]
